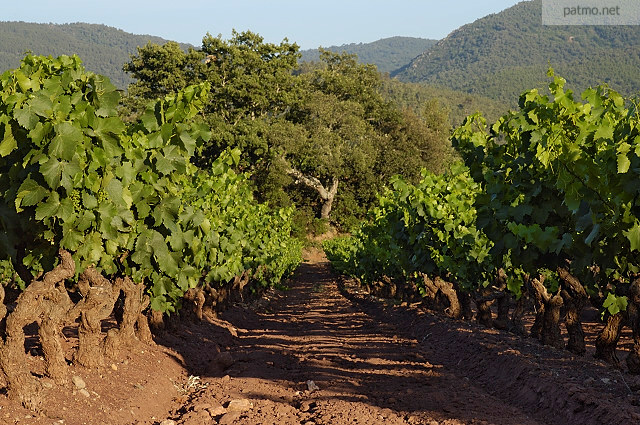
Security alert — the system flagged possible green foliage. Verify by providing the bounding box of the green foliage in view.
[0,54,301,312]
[323,235,361,276]
[323,164,493,293]
[121,42,206,120]
[123,35,455,227]
[452,71,640,314]
[327,71,640,316]
[602,293,628,317]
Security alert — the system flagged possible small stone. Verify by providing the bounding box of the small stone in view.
[601,378,612,385]
[179,411,211,423]
[42,381,53,389]
[206,401,227,417]
[219,412,241,425]
[111,364,118,371]
[72,376,86,390]
[226,399,253,413]
[221,375,231,382]
[159,420,176,425]
[78,389,90,398]
[194,403,211,412]
[306,380,320,392]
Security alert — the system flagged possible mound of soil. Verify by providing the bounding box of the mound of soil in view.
[1,248,638,425]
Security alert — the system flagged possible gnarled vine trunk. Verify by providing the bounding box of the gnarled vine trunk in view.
[104,277,151,359]
[626,278,640,373]
[474,285,494,327]
[0,249,75,409]
[595,312,624,368]
[509,293,527,336]
[528,274,564,349]
[71,267,122,368]
[420,274,462,319]
[557,267,587,355]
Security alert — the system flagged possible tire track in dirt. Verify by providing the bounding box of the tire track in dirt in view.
[162,250,546,425]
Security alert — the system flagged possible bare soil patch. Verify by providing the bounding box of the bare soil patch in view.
[1,248,639,424]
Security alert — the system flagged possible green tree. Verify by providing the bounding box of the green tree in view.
[121,41,205,120]
[122,34,454,225]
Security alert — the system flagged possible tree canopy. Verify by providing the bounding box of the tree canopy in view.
[122,32,454,227]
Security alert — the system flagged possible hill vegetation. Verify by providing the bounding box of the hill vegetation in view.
[0,22,189,88]
[300,36,437,74]
[380,77,507,126]
[393,0,640,104]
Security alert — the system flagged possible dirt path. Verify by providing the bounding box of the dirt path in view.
[2,249,640,424]
[158,249,582,425]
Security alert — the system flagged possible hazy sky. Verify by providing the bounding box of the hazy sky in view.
[4,1,524,49]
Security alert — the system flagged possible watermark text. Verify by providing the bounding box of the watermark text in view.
[543,0,640,25]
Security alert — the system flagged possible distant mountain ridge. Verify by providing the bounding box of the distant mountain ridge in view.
[5,6,637,116]
[0,22,190,88]
[300,36,437,74]
[392,0,640,104]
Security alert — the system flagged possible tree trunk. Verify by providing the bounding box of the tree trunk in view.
[320,178,338,220]
[494,294,510,330]
[529,274,564,349]
[542,293,564,349]
[475,286,494,327]
[595,312,624,368]
[459,291,473,321]
[135,312,154,345]
[509,294,527,336]
[527,274,545,340]
[182,287,206,322]
[558,267,587,355]
[626,278,640,373]
[286,167,338,220]
[420,274,462,319]
[72,267,121,368]
[0,250,75,409]
[493,269,510,330]
[104,277,150,359]
[148,309,166,333]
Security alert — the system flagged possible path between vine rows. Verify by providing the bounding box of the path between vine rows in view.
[3,248,640,425]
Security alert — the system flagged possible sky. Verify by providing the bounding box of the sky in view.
[4,0,524,49]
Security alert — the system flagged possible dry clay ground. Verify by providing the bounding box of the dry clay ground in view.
[2,248,640,425]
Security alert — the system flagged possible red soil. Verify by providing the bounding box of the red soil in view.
[1,248,638,425]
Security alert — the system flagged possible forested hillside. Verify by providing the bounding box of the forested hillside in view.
[300,36,436,74]
[380,77,507,126]
[0,22,189,87]
[394,0,640,104]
